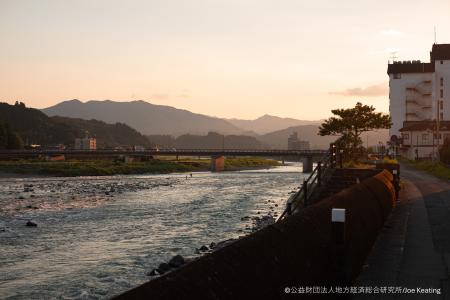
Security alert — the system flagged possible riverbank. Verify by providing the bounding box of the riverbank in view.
[0,157,281,177]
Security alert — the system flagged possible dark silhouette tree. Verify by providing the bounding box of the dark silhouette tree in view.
[319,102,391,159]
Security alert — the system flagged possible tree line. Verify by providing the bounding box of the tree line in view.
[0,122,24,149]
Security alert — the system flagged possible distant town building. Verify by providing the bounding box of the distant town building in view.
[74,137,96,150]
[133,145,145,151]
[388,43,450,160]
[287,132,310,150]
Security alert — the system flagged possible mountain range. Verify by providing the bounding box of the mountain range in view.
[226,115,322,135]
[41,99,389,149]
[43,100,243,136]
[0,102,150,148]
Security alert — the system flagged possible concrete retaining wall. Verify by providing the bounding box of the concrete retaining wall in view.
[115,170,396,300]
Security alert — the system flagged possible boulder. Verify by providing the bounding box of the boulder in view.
[168,255,185,268]
[26,221,37,227]
[157,263,171,274]
[146,269,161,276]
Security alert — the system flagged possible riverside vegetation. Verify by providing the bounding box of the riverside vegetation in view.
[0,157,281,177]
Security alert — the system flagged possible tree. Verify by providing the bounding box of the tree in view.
[319,102,391,159]
[7,131,24,149]
[0,122,24,149]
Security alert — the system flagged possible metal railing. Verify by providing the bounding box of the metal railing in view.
[277,145,336,222]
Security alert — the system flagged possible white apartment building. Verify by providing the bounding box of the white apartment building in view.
[388,44,450,159]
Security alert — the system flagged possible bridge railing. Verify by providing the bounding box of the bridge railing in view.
[277,145,336,222]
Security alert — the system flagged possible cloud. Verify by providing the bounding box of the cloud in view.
[176,93,190,98]
[329,83,388,97]
[151,93,169,100]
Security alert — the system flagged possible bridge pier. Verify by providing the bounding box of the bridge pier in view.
[211,155,225,172]
[302,156,313,173]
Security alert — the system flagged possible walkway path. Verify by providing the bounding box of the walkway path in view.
[355,163,450,299]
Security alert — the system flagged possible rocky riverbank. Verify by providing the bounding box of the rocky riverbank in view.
[144,198,282,278]
[0,177,181,217]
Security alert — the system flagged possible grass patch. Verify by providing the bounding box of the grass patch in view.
[224,157,281,170]
[0,157,281,176]
[402,158,450,180]
[0,159,205,177]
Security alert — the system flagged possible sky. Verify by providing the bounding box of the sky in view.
[1,0,450,120]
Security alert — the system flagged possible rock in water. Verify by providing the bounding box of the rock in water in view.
[199,245,209,252]
[26,221,37,227]
[168,255,185,268]
[146,269,160,276]
[157,263,171,274]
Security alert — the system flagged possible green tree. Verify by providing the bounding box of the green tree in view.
[0,122,24,149]
[0,123,7,148]
[7,131,24,149]
[319,102,391,160]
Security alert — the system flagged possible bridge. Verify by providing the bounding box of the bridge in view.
[0,149,330,173]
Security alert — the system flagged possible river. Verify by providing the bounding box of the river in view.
[0,163,307,299]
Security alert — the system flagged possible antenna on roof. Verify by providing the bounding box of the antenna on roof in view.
[389,51,398,63]
[434,26,437,44]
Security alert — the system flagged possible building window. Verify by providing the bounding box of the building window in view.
[440,100,444,110]
[422,134,429,142]
[402,133,409,140]
[441,89,444,98]
[440,112,444,120]
[441,60,444,64]
[441,77,444,87]
[393,73,401,79]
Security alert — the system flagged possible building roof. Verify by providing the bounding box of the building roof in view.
[399,121,450,132]
[387,43,450,74]
[387,62,434,74]
[430,43,450,61]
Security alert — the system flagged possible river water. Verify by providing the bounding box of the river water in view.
[0,163,307,299]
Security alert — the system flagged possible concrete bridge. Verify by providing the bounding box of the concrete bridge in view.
[0,149,329,173]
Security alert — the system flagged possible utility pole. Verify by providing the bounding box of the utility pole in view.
[416,134,419,160]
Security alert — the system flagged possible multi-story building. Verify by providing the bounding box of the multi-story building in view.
[74,137,97,150]
[287,132,310,150]
[388,43,450,159]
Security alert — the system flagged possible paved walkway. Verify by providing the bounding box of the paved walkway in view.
[355,163,450,299]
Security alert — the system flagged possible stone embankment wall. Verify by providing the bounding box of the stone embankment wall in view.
[115,170,396,300]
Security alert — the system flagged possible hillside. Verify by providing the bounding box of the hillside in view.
[227,114,322,135]
[258,125,389,150]
[0,102,150,148]
[42,99,243,136]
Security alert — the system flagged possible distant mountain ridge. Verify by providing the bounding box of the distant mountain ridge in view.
[41,99,389,149]
[258,125,389,150]
[42,99,323,137]
[42,99,244,136]
[226,114,322,135]
[0,102,150,148]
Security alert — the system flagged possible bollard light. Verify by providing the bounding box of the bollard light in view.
[332,208,346,244]
[332,208,346,223]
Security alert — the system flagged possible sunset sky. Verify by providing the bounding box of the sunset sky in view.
[1,0,450,120]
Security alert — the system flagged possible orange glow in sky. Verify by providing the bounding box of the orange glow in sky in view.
[1,0,450,119]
